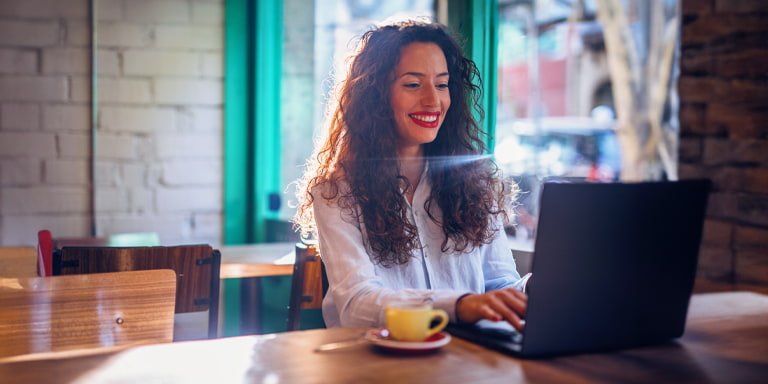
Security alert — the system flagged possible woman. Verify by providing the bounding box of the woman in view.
[294,20,527,331]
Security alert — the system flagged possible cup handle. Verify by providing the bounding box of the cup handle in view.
[425,309,449,338]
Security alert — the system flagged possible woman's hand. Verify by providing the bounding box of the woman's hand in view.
[455,288,528,331]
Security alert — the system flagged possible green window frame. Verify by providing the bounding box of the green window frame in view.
[224,0,283,245]
[444,0,499,152]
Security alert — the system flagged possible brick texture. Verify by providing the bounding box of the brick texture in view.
[679,0,768,287]
[0,0,224,246]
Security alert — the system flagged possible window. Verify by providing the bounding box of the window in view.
[496,0,681,249]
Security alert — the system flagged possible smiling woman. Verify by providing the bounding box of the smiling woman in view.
[390,42,451,154]
[293,20,526,333]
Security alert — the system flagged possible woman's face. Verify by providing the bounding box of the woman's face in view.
[389,42,451,155]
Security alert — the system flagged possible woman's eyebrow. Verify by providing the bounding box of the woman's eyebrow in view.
[398,71,450,78]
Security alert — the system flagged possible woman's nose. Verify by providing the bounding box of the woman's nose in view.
[421,86,439,106]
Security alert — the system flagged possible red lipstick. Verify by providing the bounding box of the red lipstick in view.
[409,111,441,128]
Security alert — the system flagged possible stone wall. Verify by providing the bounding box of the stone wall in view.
[678,0,768,286]
[0,0,224,246]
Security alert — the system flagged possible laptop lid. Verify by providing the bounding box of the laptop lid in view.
[449,179,711,357]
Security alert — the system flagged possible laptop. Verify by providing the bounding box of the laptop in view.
[447,179,711,357]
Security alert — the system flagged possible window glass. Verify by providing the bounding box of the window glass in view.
[279,0,434,221]
[496,0,680,250]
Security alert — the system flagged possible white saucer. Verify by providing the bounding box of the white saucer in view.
[364,329,451,354]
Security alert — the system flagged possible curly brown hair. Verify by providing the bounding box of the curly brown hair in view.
[294,20,512,267]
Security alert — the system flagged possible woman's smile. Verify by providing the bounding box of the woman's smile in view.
[390,42,451,154]
[409,111,441,128]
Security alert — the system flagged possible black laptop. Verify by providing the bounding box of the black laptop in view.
[447,179,711,358]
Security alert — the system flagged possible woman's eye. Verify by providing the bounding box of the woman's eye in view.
[403,83,419,88]
[437,83,449,89]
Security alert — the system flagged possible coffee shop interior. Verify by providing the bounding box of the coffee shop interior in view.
[0,0,766,382]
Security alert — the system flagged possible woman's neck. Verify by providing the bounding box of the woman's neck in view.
[398,146,425,201]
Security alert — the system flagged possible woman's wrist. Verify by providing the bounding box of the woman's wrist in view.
[455,293,475,323]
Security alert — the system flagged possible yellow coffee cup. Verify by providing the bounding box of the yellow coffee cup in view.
[385,301,449,342]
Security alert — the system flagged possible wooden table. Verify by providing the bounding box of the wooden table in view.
[0,247,36,278]
[217,243,297,336]
[218,243,295,279]
[1,291,765,383]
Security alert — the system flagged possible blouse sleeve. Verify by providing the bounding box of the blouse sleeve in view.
[481,215,524,292]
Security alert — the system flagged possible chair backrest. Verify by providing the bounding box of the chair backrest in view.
[0,269,177,359]
[36,230,53,277]
[287,242,328,331]
[55,245,221,339]
[36,230,161,277]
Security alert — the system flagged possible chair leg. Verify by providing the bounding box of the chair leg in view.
[208,250,221,338]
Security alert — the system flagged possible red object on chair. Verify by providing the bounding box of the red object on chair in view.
[37,230,53,276]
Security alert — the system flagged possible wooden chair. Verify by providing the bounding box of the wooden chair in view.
[36,230,160,277]
[0,269,177,360]
[286,242,328,331]
[54,245,221,339]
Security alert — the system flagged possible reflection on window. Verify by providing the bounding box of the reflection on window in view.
[496,0,680,249]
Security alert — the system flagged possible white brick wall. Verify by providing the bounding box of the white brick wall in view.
[162,160,221,185]
[64,21,91,46]
[43,104,90,131]
[156,186,220,212]
[0,132,56,156]
[95,187,131,213]
[68,76,92,102]
[98,78,152,104]
[44,159,88,185]
[155,26,222,50]
[58,133,90,158]
[0,49,37,74]
[42,48,90,74]
[155,132,220,159]
[0,76,69,102]
[1,103,40,129]
[124,1,192,24]
[0,158,41,186]
[154,78,222,105]
[1,214,91,246]
[0,0,224,246]
[124,51,200,76]
[2,187,88,213]
[192,3,224,25]
[96,0,124,22]
[97,23,153,48]
[99,106,176,133]
[0,20,60,46]
[97,50,120,76]
[0,0,88,19]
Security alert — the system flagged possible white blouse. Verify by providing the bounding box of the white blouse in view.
[314,166,523,328]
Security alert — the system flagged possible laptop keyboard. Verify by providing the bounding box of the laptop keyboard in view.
[447,319,524,346]
[476,325,523,343]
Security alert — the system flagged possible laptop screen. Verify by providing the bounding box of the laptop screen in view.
[448,180,711,357]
